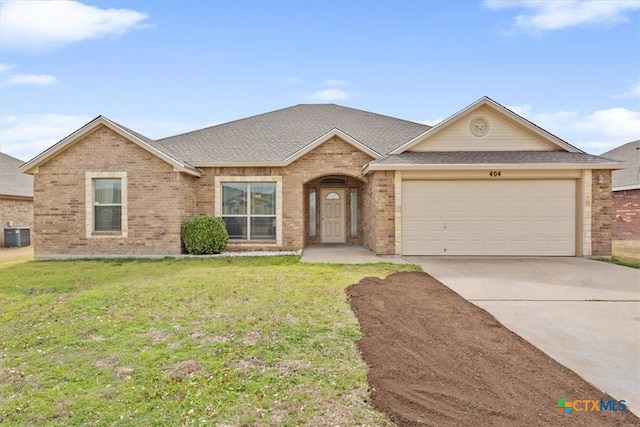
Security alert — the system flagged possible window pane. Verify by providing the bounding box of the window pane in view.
[309,189,316,237]
[250,183,276,215]
[350,188,358,236]
[222,183,247,215]
[94,179,121,204]
[250,217,276,240]
[223,217,247,239]
[95,206,122,231]
[326,192,340,200]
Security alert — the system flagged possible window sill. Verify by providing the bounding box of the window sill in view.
[228,240,277,245]
[91,231,124,237]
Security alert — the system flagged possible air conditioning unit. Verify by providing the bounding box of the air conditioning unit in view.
[3,228,31,248]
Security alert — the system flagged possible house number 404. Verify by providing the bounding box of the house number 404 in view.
[489,171,501,177]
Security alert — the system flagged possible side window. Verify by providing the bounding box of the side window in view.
[93,178,122,231]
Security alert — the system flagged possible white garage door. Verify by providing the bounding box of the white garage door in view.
[402,180,576,256]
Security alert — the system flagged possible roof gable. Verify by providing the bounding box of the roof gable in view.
[20,116,201,176]
[392,97,581,154]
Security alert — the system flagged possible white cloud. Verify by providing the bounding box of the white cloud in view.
[0,113,93,161]
[1,62,57,86]
[5,73,57,86]
[0,63,12,74]
[507,104,640,153]
[419,118,445,127]
[617,80,640,99]
[309,79,352,102]
[484,0,640,32]
[324,79,347,87]
[310,88,351,102]
[0,0,150,50]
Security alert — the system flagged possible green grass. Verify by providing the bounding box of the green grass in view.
[0,256,420,426]
[597,256,640,269]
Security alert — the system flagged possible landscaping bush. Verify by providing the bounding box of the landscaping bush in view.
[181,216,229,254]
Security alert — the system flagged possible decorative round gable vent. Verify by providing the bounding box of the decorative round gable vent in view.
[470,117,489,137]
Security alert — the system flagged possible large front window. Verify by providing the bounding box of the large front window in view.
[222,182,276,240]
[93,178,122,232]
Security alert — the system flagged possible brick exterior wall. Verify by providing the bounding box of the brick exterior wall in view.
[30,126,615,258]
[33,126,198,259]
[201,136,387,252]
[361,171,396,254]
[0,197,34,247]
[612,189,640,240]
[590,169,613,256]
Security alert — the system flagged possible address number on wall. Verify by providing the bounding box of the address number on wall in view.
[489,171,502,177]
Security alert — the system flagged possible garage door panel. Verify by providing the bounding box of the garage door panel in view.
[402,180,576,256]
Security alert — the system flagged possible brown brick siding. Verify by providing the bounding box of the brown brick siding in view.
[612,189,640,240]
[33,126,197,259]
[33,126,615,258]
[590,170,613,256]
[202,136,386,252]
[0,197,34,247]
[361,171,396,254]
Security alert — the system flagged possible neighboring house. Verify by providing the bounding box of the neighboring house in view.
[0,152,34,247]
[21,96,620,260]
[602,140,640,240]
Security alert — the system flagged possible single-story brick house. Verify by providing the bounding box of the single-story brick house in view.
[602,140,639,240]
[1,152,34,247]
[21,96,620,260]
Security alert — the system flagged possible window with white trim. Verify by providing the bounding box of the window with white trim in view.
[93,178,122,232]
[222,182,276,240]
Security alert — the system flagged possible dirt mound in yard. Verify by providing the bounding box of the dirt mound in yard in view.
[346,272,639,427]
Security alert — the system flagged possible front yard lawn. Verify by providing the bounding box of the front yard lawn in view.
[0,256,419,426]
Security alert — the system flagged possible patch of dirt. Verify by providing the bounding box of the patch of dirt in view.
[138,328,173,343]
[240,330,261,346]
[347,271,639,427]
[613,240,640,263]
[165,359,202,381]
[116,366,134,380]
[0,245,33,261]
[94,357,119,369]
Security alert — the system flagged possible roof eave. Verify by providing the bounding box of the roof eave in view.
[612,184,640,191]
[191,161,287,167]
[363,162,622,174]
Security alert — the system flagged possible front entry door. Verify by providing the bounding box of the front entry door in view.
[321,189,345,243]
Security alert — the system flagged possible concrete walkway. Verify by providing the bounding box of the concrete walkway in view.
[300,245,408,264]
[408,256,640,417]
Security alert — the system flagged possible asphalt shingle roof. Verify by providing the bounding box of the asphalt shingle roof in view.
[0,152,33,197]
[154,104,430,163]
[370,151,620,165]
[602,140,640,189]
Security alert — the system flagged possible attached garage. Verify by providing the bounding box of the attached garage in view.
[401,179,576,256]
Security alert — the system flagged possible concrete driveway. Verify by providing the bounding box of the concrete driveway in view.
[406,256,640,417]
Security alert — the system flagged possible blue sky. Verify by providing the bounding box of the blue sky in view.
[1,0,639,161]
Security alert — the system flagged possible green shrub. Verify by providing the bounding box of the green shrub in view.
[181,216,229,255]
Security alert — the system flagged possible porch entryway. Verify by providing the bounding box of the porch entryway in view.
[303,175,364,246]
[300,245,408,264]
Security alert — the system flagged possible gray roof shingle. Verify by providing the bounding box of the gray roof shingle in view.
[153,104,430,163]
[370,151,621,165]
[0,152,33,198]
[602,140,640,189]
